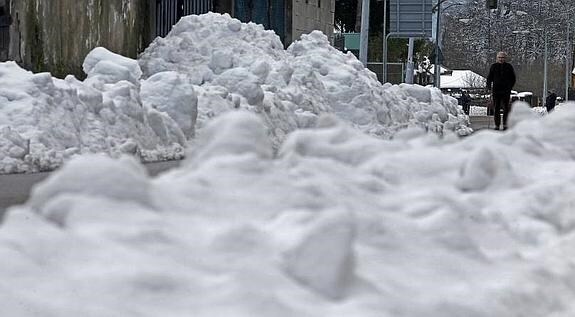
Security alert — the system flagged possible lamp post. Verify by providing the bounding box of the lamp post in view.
[566,15,570,100]
[543,29,548,101]
[431,0,463,89]
[564,7,575,100]
[358,0,370,66]
[559,0,575,100]
[431,0,446,88]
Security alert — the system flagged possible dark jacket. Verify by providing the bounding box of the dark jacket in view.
[460,93,471,105]
[546,93,557,110]
[487,62,516,95]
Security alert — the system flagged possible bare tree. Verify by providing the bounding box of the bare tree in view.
[462,71,486,89]
[442,0,575,97]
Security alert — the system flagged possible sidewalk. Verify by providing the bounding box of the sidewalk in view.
[469,115,494,131]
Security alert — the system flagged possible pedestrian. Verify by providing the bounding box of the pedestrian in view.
[486,51,516,130]
[545,89,557,113]
[460,91,471,115]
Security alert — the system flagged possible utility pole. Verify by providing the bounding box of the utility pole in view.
[405,38,415,84]
[543,29,548,102]
[431,0,463,88]
[382,0,387,82]
[566,13,570,100]
[433,1,442,88]
[359,0,370,66]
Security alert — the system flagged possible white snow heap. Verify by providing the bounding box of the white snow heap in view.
[0,12,471,173]
[2,108,575,316]
[83,47,143,86]
[0,49,185,173]
[140,71,198,138]
[138,12,472,147]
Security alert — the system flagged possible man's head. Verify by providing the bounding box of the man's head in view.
[496,52,508,63]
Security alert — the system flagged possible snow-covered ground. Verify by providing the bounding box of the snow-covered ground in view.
[1,13,575,317]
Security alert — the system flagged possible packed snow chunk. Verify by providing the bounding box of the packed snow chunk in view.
[0,126,29,159]
[398,83,432,103]
[64,75,104,114]
[507,101,539,128]
[138,13,286,80]
[146,108,186,146]
[277,209,356,300]
[457,146,518,191]
[209,50,234,74]
[103,81,145,123]
[279,114,385,166]
[186,111,273,164]
[141,71,198,138]
[533,105,575,157]
[83,47,142,86]
[28,155,154,213]
[213,68,265,105]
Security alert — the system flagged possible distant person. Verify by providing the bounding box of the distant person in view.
[460,91,471,115]
[545,90,557,113]
[486,51,516,130]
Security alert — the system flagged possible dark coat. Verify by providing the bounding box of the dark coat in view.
[460,93,471,105]
[546,93,557,110]
[487,62,516,95]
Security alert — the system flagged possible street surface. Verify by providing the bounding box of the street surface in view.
[469,115,494,131]
[0,160,181,221]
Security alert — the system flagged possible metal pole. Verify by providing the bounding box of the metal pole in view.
[434,1,441,88]
[543,29,548,101]
[405,37,415,84]
[359,0,370,66]
[566,12,570,100]
[382,0,387,83]
[383,33,391,84]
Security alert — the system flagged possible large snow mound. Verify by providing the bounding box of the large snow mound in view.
[139,13,472,147]
[0,59,186,173]
[0,12,469,174]
[1,105,575,316]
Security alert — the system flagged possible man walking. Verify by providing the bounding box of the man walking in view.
[486,51,516,130]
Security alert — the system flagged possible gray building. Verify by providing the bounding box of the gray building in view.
[0,0,334,78]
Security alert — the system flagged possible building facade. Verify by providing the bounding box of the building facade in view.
[0,0,335,78]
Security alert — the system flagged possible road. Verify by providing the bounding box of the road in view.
[0,160,181,220]
[469,115,493,131]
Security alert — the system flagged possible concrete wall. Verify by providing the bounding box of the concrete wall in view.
[9,0,151,78]
[290,0,334,44]
[5,0,335,77]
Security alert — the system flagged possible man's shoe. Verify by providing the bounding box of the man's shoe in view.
[494,126,500,130]
[502,126,508,131]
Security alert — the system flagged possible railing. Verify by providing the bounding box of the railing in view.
[0,25,8,51]
[367,62,405,84]
[155,0,213,38]
[0,15,10,61]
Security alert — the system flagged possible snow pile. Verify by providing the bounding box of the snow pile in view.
[1,105,575,316]
[0,51,186,173]
[0,13,471,173]
[139,12,471,147]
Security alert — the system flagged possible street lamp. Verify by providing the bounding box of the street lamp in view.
[431,0,463,89]
[431,0,445,88]
[559,0,575,101]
